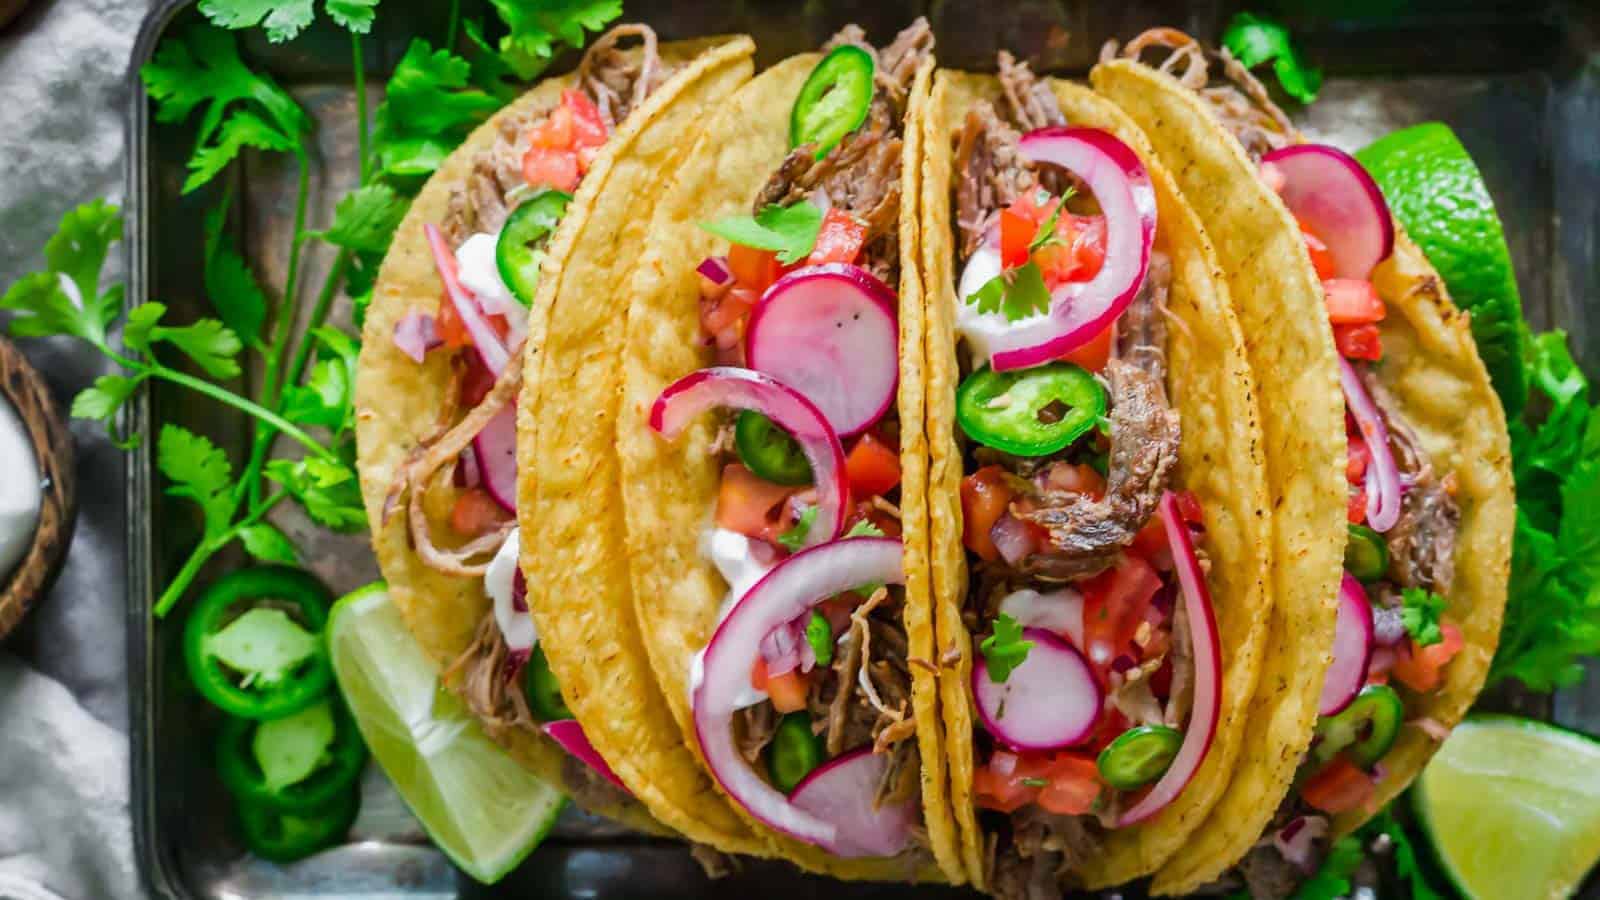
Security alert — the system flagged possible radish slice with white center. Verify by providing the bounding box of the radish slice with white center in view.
[972,628,1101,751]
[541,720,629,793]
[424,223,511,375]
[692,537,904,851]
[1339,357,1402,532]
[789,747,917,858]
[1261,144,1395,279]
[1118,491,1223,826]
[745,263,899,438]
[968,128,1156,372]
[651,367,847,547]
[998,587,1085,650]
[1320,574,1376,716]
[472,404,518,513]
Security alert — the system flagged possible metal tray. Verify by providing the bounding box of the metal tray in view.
[126,0,1600,897]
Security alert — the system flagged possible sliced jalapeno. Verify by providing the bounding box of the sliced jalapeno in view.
[1312,683,1404,768]
[496,189,572,306]
[735,410,813,486]
[234,786,360,863]
[184,567,334,721]
[524,645,571,722]
[1097,724,1183,790]
[956,363,1107,457]
[790,45,875,159]
[1344,523,1391,582]
[217,700,367,812]
[768,712,824,793]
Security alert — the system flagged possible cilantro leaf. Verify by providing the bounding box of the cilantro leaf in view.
[312,183,408,254]
[701,203,824,266]
[462,18,520,103]
[199,0,313,42]
[157,319,245,379]
[374,39,503,178]
[1400,587,1447,647]
[1293,833,1363,900]
[777,506,819,552]
[159,425,235,540]
[980,613,1034,683]
[202,206,268,347]
[70,374,144,426]
[1,201,124,345]
[266,454,366,532]
[282,328,357,430]
[489,0,623,80]
[140,24,305,151]
[1221,13,1322,105]
[968,261,1051,324]
[1028,195,1069,253]
[239,522,300,565]
[325,0,378,34]
[185,110,298,194]
[845,519,886,538]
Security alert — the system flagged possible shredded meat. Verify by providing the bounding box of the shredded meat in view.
[1358,369,1460,595]
[443,612,536,735]
[989,808,1105,900]
[689,843,738,879]
[953,103,1034,259]
[997,51,1067,132]
[733,701,780,765]
[1236,843,1303,900]
[1165,593,1195,727]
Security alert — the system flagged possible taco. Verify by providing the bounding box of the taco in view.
[917,54,1296,895]
[1092,30,1514,896]
[602,20,962,881]
[354,26,755,844]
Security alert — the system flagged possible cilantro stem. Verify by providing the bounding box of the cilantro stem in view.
[151,365,333,462]
[352,35,370,185]
[259,150,314,413]
[445,0,460,51]
[153,489,288,619]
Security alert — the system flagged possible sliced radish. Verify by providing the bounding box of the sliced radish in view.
[998,587,1085,650]
[1339,357,1402,532]
[972,628,1101,751]
[1320,574,1376,716]
[651,367,848,548]
[1261,144,1395,280]
[1118,491,1223,826]
[472,403,518,513]
[424,223,511,375]
[962,128,1156,372]
[541,720,629,793]
[692,537,904,852]
[745,263,899,438]
[789,747,917,858]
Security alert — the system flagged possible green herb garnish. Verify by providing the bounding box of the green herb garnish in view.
[1221,12,1322,105]
[980,613,1034,683]
[701,203,824,265]
[777,506,819,552]
[1400,587,1448,648]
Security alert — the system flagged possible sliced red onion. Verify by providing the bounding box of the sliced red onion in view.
[990,516,1038,567]
[651,367,847,547]
[392,311,440,363]
[1119,491,1223,826]
[745,263,899,438]
[1273,815,1329,871]
[697,255,735,288]
[789,747,917,858]
[1260,144,1395,280]
[760,617,804,679]
[1320,574,1376,717]
[542,720,629,793]
[692,537,905,851]
[424,223,511,375]
[972,628,1101,751]
[975,128,1157,372]
[453,445,481,489]
[1338,358,1402,532]
[998,587,1085,650]
[472,404,518,513]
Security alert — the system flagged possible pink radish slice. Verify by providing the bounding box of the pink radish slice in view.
[789,747,916,858]
[541,720,629,793]
[472,403,518,513]
[745,263,898,438]
[1119,491,1223,826]
[651,367,847,547]
[972,628,1101,751]
[423,224,511,375]
[392,311,440,363]
[692,537,905,852]
[1320,574,1376,717]
[1338,357,1402,532]
[979,128,1157,372]
[1261,144,1395,280]
[998,588,1085,650]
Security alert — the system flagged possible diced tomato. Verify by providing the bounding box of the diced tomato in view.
[1057,321,1113,372]
[529,104,575,150]
[1080,556,1164,668]
[1348,486,1368,525]
[1334,323,1384,361]
[1009,188,1056,223]
[750,658,809,713]
[1347,437,1371,483]
[1130,514,1170,563]
[1301,757,1376,814]
[1300,222,1337,280]
[562,89,608,148]
[1039,463,1106,499]
[700,286,758,350]
[808,208,867,266]
[716,464,799,544]
[1323,279,1386,325]
[1392,621,1465,694]
[459,350,496,407]
[961,466,1015,562]
[974,763,1036,813]
[522,146,581,192]
[449,487,506,538]
[1060,215,1108,283]
[1173,490,1204,526]
[437,290,472,349]
[974,752,1102,815]
[844,499,902,539]
[1000,208,1033,269]
[728,244,781,292]
[846,432,901,499]
[1036,755,1102,816]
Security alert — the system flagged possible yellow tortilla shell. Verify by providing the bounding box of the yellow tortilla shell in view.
[608,54,959,882]
[354,36,752,839]
[919,71,1275,890]
[1092,57,1509,892]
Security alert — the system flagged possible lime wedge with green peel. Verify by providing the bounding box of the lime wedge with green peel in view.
[1413,715,1600,900]
[328,583,566,883]
[1356,123,1527,418]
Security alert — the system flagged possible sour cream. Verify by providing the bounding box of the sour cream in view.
[485,526,537,651]
[454,231,530,346]
[688,529,778,709]
[0,395,40,581]
[955,241,1052,366]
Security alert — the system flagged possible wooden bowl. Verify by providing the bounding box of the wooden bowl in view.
[0,337,76,640]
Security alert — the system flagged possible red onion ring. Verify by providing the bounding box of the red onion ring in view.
[424,223,511,375]
[541,720,629,792]
[1338,357,1402,532]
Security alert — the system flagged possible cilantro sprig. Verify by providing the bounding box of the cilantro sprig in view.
[701,203,824,265]
[1400,587,1447,648]
[965,191,1074,323]
[980,613,1034,683]
[1221,12,1323,105]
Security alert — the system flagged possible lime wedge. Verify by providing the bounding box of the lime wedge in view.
[1413,715,1600,900]
[1355,123,1527,418]
[327,583,566,883]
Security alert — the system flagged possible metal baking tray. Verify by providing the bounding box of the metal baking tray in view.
[126,0,1600,897]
